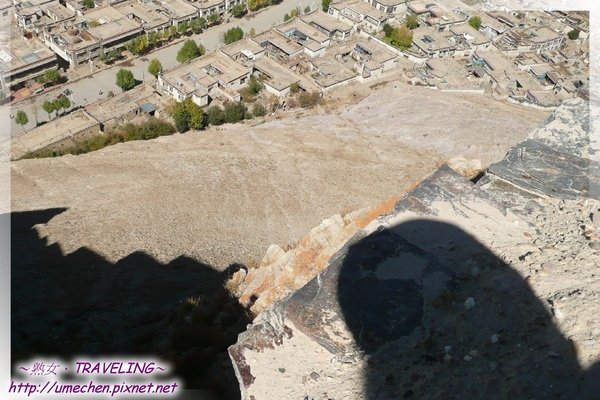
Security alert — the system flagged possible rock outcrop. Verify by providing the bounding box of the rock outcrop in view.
[227,98,600,399]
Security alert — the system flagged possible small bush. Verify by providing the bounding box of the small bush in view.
[568,29,580,40]
[252,103,266,117]
[297,91,320,108]
[223,101,246,123]
[207,106,226,125]
[21,118,176,159]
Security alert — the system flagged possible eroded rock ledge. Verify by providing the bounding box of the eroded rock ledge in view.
[226,98,600,399]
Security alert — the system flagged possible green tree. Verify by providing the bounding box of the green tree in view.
[383,23,393,37]
[54,96,71,116]
[405,15,418,29]
[469,16,482,30]
[252,103,266,117]
[170,98,206,132]
[82,0,94,9]
[169,25,178,38]
[224,27,244,44]
[246,75,263,96]
[42,100,56,119]
[290,7,300,18]
[36,69,61,85]
[177,21,190,35]
[177,39,204,63]
[249,27,256,37]
[568,29,580,40]
[207,13,220,25]
[127,35,149,55]
[231,3,247,18]
[15,110,28,131]
[190,17,206,33]
[322,0,331,12]
[116,68,135,91]
[148,59,162,78]
[207,106,226,125]
[304,5,311,13]
[223,101,246,123]
[289,82,299,94]
[390,26,413,49]
[172,107,190,132]
[283,13,290,22]
[148,31,159,47]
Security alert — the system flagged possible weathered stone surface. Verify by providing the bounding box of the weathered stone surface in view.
[487,139,600,200]
[228,99,600,399]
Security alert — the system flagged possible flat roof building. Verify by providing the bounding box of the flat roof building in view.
[0,26,57,93]
[6,109,100,159]
[275,18,331,57]
[113,0,171,32]
[300,11,352,40]
[158,52,251,106]
[42,5,142,68]
[252,30,304,61]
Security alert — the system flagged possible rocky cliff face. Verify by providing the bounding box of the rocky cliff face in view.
[227,98,600,399]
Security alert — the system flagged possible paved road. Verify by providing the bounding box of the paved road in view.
[1,0,316,138]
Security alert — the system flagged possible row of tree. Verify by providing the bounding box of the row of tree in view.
[13,95,73,132]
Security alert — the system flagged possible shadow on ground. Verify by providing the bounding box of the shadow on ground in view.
[336,219,600,399]
[10,208,249,399]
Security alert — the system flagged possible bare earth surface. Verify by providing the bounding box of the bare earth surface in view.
[10,82,549,269]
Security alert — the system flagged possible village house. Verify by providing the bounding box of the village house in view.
[365,0,407,15]
[411,26,457,58]
[13,0,56,30]
[156,0,197,26]
[422,5,468,31]
[42,5,142,68]
[251,30,304,62]
[331,37,397,78]
[275,18,331,58]
[113,0,172,33]
[157,52,251,106]
[300,11,353,40]
[449,23,491,54]
[6,109,100,160]
[328,0,389,33]
[310,56,358,90]
[495,26,564,54]
[220,37,265,65]
[0,0,14,27]
[0,26,58,95]
[85,83,168,130]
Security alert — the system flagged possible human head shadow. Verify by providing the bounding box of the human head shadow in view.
[336,219,599,399]
[10,208,250,399]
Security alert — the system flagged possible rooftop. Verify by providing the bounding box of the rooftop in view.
[162,52,250,95]
[311,57,357,88]
[188,0,225,11]
[253,30,303,57]
[113,0,171,30]
[220,37,265,59]
[84,84,162,124]
[333,37,396,70]
[332,0,388,22]
[83,6,142,41]
[412,26,456,53]
[0,29,56,75]
[449,23,490,45]
[300,11,353,35]
[156,0,197,19]
[9,109,99,158]
[275,18,330,52]
[254,57,301,91]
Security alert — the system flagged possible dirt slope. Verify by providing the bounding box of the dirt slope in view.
[10,83,549,269]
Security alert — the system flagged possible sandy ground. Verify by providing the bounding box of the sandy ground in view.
[10,81,549,269]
